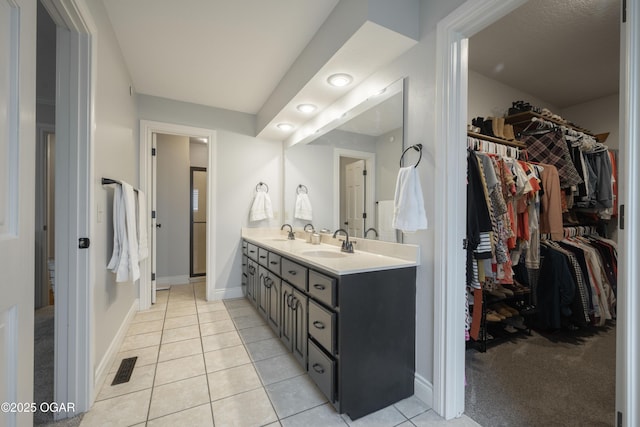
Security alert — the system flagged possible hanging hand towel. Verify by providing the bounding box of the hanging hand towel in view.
[392,166,428,233]
[123,182,140,282]
[294,193,313,220]
[377,200,396,242]
[107,184,127,279]
[137,190,149,261]
[249,190,273,222]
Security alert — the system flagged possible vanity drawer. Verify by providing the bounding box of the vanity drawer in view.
[309,299,336,355]
[267,252,281,275]
[258,247,269,267]
[242,240,248,255]
[309,270,337,308]
[308,339,336,403]
[281,258,308,291]
[242,255,248,276]
[246,243,258,261]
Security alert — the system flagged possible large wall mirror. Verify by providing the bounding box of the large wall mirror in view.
[284,78,405,242]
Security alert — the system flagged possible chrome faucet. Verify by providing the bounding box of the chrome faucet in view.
[365,227,378,239]
[333,228,354,253]
[281,224,295,240]
[303,223,315,232]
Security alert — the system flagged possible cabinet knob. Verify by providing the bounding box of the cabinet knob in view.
[312,363,325,374]
[313,320,325,330]
[313,283,326,290]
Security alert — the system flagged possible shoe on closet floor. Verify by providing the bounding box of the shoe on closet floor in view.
[486,310,504,322]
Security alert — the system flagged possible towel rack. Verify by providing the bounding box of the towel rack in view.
[102,177,140,193]
[399,143,423,168]
[256,182,269,193]
[297,184,308,194]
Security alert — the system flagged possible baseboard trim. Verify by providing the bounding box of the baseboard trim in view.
[93,298,139,401]
[157,275,189,286]
[189,276,206,283]
[211,286,244,301]
[414,373,434,409]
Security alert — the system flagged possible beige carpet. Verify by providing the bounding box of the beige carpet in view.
[465,323,616,427]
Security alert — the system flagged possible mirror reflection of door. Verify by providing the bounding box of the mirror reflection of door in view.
[345,159,365,237]
[190,167,207,277]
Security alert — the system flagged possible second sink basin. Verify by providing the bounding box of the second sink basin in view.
[301,250,348,258]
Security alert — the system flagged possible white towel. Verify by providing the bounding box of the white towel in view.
[137,190,149,261]
[107,182,141,282]
[107,185,126,279]
[392,166,428,232]
[122,183,140,281]
[249,190,273,222]
[377,200,396,242]
[294,193,313,220]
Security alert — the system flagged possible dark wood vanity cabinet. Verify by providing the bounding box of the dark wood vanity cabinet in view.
[241,239,416,420]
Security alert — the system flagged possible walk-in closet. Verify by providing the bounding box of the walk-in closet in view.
[463,1,620,425]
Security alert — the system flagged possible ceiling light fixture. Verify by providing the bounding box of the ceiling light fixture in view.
[296,103,317,113]
[327,73,353,87]
[277,123,294,131]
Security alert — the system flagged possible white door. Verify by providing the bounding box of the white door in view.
[345,160,365,238]
[0,0,36,426]
[151,133,158,303]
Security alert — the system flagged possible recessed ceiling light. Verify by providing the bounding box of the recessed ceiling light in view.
[327,73,353,87]
[297,103,317,113]
[277,123,294,131]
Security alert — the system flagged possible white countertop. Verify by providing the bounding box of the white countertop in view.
[241,228,419,275]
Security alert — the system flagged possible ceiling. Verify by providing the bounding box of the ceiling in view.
[469,0,620,109]
[102,0,339,115]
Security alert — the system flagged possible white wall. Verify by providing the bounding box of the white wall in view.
[190,141,208,168]
[376,127,403,201]
[156,134,190,281]
[87,0,139,373]
[561,93,620,150]
[467,70,561,121]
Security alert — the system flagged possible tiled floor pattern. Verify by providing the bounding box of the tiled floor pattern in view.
[80,283,480,427]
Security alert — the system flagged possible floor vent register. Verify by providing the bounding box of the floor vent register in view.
[112,356,137,385]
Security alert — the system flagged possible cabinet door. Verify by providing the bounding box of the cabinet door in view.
[257,266,269,317]
[280,282,294,350]
[246,258,258,305]
[266,273,281,335]
[292,289,308,368]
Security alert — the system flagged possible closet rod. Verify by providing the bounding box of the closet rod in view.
[467,131,526,149]
[101,177,140,193]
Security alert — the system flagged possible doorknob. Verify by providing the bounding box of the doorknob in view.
[156,223,162,228]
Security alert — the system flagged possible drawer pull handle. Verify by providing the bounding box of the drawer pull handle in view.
[270,261,278,265]
[313,321,325,330]
[249,250,256,253]
[312,363,325,374]
[288,270,297,276]
[291,297,299,311]
[313,284,326,290]
[260,255,266,259]
[287,294,294,308]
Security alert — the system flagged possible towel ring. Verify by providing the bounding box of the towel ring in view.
[399,144,423,168]
[297,184,308,195]
[256,182,269,193]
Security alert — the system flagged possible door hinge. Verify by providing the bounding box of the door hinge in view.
[362,212,367,219]
[151,272,156,281]
[623,0,627,23]
[620,204,625,230]
[152,147,157,156]
[463,238,468,250]
[79,237,90,249]
[363,169,367,176]
[152,210,156,219]
[617,411,622,427]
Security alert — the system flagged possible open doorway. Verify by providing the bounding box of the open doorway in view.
[434,0,637,425]
[33,2,57,424]
[334,149,375,240]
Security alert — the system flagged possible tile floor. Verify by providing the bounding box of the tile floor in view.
[79,283,480,427]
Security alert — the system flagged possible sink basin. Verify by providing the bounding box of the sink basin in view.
[301,250,348,258]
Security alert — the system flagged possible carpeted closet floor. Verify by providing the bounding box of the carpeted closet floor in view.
[465,324,616,427]
[34,306,83,427]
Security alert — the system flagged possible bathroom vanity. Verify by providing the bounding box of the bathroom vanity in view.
[241,228,418,420]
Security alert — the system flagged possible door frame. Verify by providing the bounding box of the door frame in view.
[41,0,96,416]
[139,121,217,307]
[433,0,639,423]
[333,148,376,235]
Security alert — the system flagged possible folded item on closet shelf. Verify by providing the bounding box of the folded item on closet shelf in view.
[392,166,428,233]
[249,190,273,222]
[294,192,313,220]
